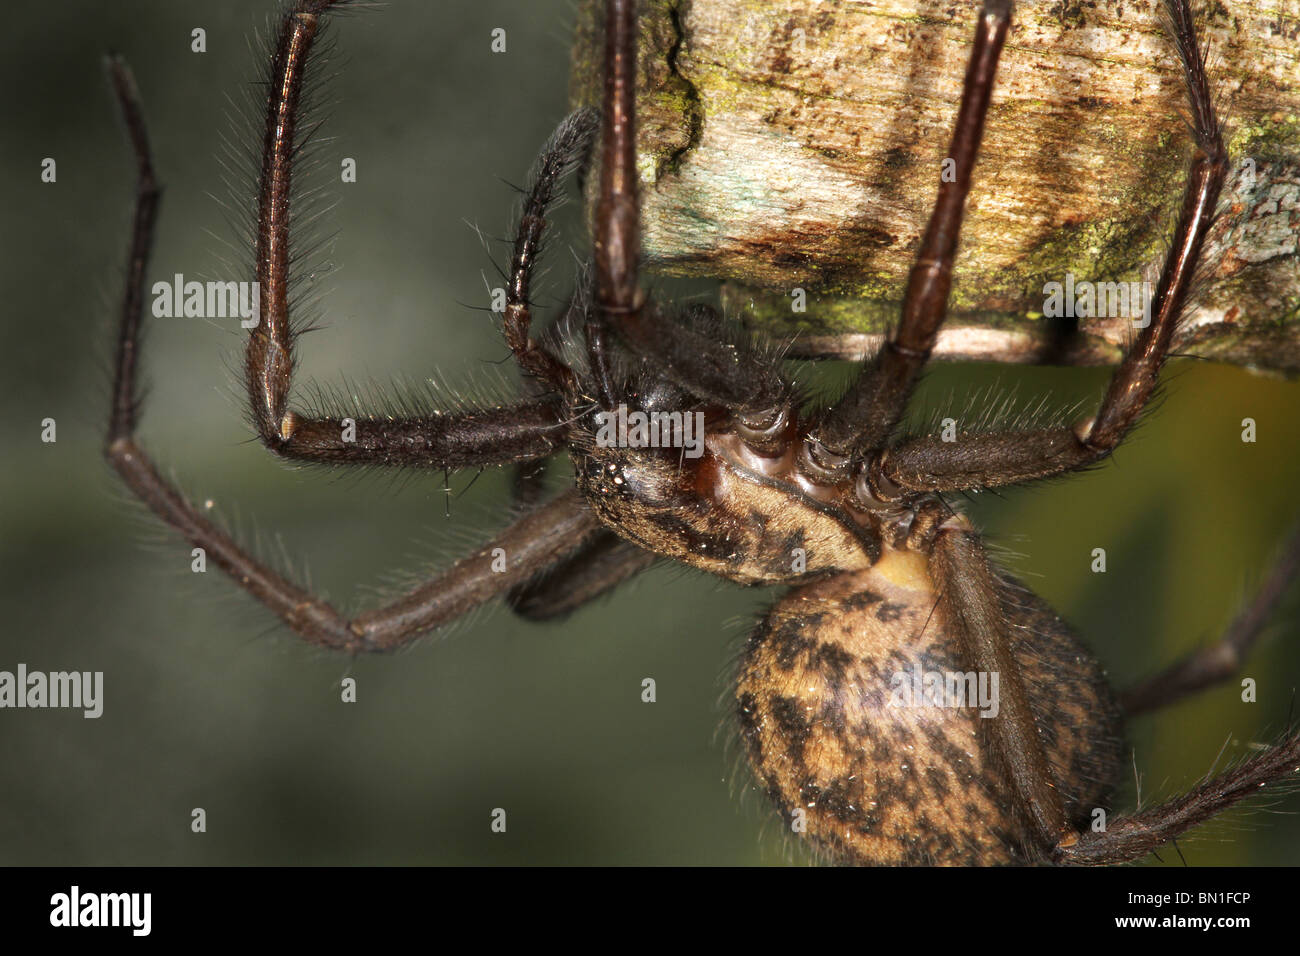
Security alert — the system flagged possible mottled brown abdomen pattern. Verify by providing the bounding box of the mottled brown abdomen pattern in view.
[736,562,1124,865]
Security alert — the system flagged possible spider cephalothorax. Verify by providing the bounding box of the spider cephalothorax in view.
[103,0,1300,866]
[573,387,885,585]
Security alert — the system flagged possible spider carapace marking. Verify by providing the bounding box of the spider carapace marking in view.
[576,412,885,585]
[102,0,1300,868]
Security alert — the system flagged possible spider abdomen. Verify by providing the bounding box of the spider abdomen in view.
[736,555,1124,865]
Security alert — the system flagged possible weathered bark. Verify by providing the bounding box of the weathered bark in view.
[571,0,1300,371]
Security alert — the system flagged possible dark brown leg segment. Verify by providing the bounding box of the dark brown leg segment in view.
[503,109,598,397]
[803,0,1012,479]
[933,517,1300,866]
[1121,522,1300,717]
[508,532,656,620]
[878,0,1227,497]
[246,2,573,467]
[930,520,1075,852]
[109,435,598,652]
[104,55,601,654]
[587,2,793,446]
[585,0,641,408]
[105,55,160,445]
[1056,731,1300,865]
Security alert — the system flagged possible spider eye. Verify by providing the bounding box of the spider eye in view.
[579,457,632,497]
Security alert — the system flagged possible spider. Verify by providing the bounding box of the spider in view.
[101,0,1300,865]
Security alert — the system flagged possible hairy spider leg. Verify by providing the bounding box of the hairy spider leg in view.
[585,0,795,453]
[832,0,1299,865]
[874,0,1228,496]
[242,2,568,469]
[801,0,1014,482]
[1120,522,1300,716]
[103,6,608,652]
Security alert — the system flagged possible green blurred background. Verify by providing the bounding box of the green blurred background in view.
[2,0,1299,866]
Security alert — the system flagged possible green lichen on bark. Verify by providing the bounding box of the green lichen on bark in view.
[571,0,1300,371]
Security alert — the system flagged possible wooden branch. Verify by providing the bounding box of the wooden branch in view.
[571,0,1300,371]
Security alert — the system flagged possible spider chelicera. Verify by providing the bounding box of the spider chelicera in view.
[104,0,1300,865]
